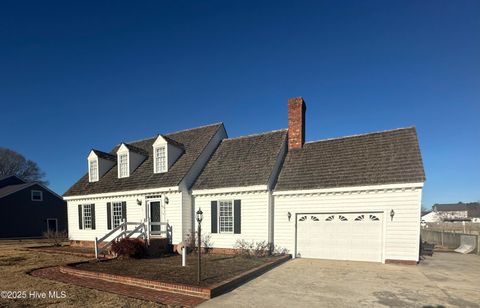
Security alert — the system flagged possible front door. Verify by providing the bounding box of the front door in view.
[46,218,58,233]
[149,201,162,234]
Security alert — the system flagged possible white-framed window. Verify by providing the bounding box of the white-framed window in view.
[83,204,93,229]
[154,146,167,173]
[219,200,233,233]
[31,190,43,201]
[112,202,123,228]
[89,159,98,182]
[119,153,129,178]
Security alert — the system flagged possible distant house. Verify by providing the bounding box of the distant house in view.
[0,175,67,238]
[421,210,439,223]
[431,202,480,223]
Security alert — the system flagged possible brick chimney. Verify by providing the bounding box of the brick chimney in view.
[288,97,306,150]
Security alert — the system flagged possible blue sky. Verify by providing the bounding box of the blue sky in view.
[0,1,478,208]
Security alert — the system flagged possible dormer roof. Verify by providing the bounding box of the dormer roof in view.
[90,149,116,161]
[119,143,149,156]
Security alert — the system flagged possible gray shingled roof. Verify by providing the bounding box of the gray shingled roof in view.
[64,123,224,197]
[192,130,287,190]
[275,127,425,191]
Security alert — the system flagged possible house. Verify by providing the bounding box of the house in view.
[0,175,66,238]
[64,97,426,264]
[63,123,227,247]
[421,210,439,223]
[431,202,480,222]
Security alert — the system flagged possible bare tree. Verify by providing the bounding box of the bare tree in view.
[0,148,48,185]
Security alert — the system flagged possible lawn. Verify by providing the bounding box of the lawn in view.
[0,240,158,307]
[75,253,279,287]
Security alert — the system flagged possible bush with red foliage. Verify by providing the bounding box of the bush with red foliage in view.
[111,238,147,259]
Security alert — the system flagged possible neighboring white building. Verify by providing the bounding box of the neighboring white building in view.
[421,211,440,223]
[64,96,426,264]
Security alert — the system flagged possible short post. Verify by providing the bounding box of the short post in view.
[196,208,203,284]
[182,246,186,267]
[94,237,98,259]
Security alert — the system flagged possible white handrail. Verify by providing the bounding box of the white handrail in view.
[94,219,154,259]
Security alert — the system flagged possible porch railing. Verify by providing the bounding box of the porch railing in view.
[94,219,148,259]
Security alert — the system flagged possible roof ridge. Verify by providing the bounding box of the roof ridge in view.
[123,122,224,145]
[305,126,416,145]
[224,128,288,141]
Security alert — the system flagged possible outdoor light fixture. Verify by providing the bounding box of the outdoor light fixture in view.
[164,196,169,204]
[390,209,395,221]
[288,212,292,221]
[136,199,142,206]
[196,208,203,283]
[196,208,203,224]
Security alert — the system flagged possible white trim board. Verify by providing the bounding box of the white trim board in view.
[63,186,180,201]
[273,182,424,196]
[192,185,268,196]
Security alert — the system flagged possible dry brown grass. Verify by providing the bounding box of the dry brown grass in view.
[0,240,159,307]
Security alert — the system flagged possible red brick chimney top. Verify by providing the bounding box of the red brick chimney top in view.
[288,97,306,150]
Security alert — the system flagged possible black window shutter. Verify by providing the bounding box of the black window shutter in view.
[211,201,218,233]
[122,201,127,222]
[78,205,83,229]
[107,202,112,230]
[91,204,96,230]
[234,200,241,234]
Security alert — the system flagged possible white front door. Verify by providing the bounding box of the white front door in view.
[296,212,383,262]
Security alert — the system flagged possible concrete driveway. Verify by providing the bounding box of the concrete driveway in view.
[201,253,479,308]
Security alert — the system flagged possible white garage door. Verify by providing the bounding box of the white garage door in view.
[296,212,383,262]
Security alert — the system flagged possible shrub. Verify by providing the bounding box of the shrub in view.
[184,231,215,254]
[111,238,147,259]
[233,239,255,257]
[43,230,68,246]
[233,239,289,257]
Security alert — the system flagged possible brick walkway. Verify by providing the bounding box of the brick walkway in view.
[30,267,206,307]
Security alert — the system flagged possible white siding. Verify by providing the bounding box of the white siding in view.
[273,185,423,262]
[193,190,270,248]
[67,190,183,243]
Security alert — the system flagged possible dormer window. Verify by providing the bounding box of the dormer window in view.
[154,146,167,173]
[89,159,98,182]
[152,135,184,174]
[87,149,116,183]
[119,153,129,178]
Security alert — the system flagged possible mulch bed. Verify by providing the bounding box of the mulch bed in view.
[75,253,279,287]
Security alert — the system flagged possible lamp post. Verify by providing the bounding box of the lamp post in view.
[196,208,203,283]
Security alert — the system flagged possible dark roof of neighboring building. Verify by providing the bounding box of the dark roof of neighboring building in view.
[64,123,224,197]
[433,203,468,212]
[92,150,116,161]
[0,183,32,198]
[0,175,26,189]
[275,127,425,191]
[433,202,480,218]
[192,130,287,190]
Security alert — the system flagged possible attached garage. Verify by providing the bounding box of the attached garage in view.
[273,125,426,264]
[296,212,383,262]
